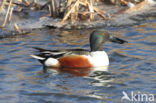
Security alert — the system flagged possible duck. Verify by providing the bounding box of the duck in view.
[31,30,127,74]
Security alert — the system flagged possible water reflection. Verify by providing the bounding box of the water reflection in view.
[44,66,108,76]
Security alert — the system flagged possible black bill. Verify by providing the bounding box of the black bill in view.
[109,36,128,44]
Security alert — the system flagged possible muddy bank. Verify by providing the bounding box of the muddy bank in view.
[0,0,156,38]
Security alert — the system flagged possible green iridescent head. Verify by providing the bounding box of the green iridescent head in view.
[90,30,128,51]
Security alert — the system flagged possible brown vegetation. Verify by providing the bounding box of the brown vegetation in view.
[0,0,154,31]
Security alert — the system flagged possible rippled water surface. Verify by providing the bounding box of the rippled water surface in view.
[0,18,156,103]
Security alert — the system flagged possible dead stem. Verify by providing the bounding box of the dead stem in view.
[50,0,58,17]
[1,0,12,28]
[48,4,52,16]
[79,1,107,20]
[0,0,6,14]
[60,0,80,24]
[89,0,94,21]
[24,0,31,6]
[60,0,109,24]
[8,7,13,23]
[14,23,22,33]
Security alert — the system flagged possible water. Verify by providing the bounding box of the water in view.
[0,18,156,103]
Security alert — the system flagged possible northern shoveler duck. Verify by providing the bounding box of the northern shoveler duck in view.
[31,30,127,75]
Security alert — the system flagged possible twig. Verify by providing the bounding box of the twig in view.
[0,0,6,14]
[79,1,107,20]
[1,0,12,28]
[70,1,79,23]
[121,0,128,5]
[48,4,52,16]
[14,23,22,33]
[60,0,108,24]
[93,7,108,20]
[51,0,57,17]
[8,7,14,23]
[24,0,31,6]
[60,0,80,24]
[88,0,94,21]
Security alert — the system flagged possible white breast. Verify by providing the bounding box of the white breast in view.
[85,51,109,67]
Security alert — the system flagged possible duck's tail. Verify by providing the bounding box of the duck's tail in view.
[30,55,45,60]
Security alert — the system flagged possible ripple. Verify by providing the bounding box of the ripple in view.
[0,20,156,102]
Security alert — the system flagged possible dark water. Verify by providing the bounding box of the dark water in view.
[0,18,156,103]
